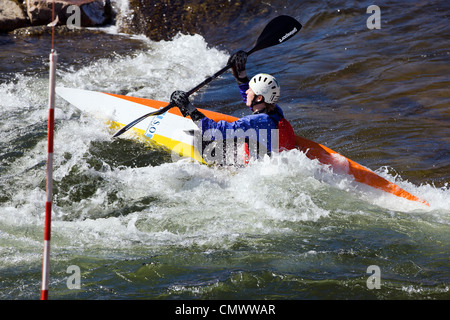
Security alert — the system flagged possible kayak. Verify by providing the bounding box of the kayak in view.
[55,87,429,206]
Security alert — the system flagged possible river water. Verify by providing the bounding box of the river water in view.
[0,0,449,301]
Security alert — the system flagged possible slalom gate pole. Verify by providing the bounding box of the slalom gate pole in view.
[41,0,57,300]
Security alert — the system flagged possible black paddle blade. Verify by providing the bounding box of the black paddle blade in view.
[248,15,302,55]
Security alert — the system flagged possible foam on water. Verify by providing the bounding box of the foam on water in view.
[0,33,224,264]
[0,32,448,284]
[60,33,229,101]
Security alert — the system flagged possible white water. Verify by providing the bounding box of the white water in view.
[60,33,229,101]
[1,32,449,294]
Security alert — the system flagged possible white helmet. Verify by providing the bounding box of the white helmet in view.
[249,73,280,104]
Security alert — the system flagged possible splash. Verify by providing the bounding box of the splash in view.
[0,29,448,302]
[60,33,229,101]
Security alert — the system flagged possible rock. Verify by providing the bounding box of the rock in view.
[11,23,103,36]
[25,0,111,27]
[120,0,271,42]
[0,0,30,33]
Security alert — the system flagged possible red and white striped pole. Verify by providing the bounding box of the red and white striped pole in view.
[41,44,58,300]
[41,48,57,300]
[41,0,57,301]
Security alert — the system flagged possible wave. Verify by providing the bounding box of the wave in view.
[0,9,448,300]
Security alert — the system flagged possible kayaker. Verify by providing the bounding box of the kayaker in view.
[171,50,296,164]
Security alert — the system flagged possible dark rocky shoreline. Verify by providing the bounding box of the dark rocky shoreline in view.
[1,0,112,33]
[121,0,271,41]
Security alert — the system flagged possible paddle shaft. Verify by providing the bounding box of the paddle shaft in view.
[113,62,235,133]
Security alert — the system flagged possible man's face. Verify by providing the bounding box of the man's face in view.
[245,88,264,112]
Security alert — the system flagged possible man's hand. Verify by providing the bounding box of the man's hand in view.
[170,90,205,122]
[171,90,196,117]
[228,50,248,83]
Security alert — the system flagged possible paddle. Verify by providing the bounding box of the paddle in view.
[113,15,302,138]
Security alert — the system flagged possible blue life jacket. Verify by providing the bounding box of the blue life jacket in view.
[197,82,296,161]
